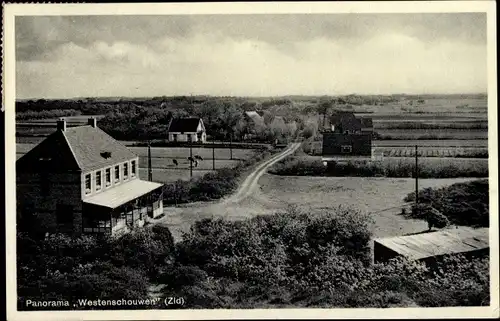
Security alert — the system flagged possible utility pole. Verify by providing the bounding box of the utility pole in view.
[148,140,152,182]
[415,145,419,205]
[229,131,233,160]
[212,139,215,170]
[189,138,193,178]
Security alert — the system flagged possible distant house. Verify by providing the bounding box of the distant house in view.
[16,118,164,236]
[167,117,206,143]
[373,227,489,265]
[242,111,265,140]
[322,111,373,162]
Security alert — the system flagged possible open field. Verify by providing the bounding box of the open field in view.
[373,140,489,147]
[258,174,479,238]
[128,146,255,161]
[16,143,257,182]
[304,140,489,158]
[376,147,488,158]
[139,168,212,183]
[303,154,488,169]
[376,128,488,140]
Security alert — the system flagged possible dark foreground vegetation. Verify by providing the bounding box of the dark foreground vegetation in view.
[18,205,489,310]
[269,155,488,178]
[404,179,489,227]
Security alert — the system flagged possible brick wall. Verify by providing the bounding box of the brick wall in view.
[322,132,372,157]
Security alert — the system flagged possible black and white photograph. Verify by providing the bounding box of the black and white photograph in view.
[3,2,499,320]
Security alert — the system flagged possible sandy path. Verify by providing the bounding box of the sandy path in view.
[153,143,300,241]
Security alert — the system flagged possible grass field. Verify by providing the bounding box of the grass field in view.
[128,146,254,161]
[139,168,212,183]
[16,143,257,182]
[301,154,488,170]
[258,174,479,238]
[376,129,488,140]
[304,140,489,158]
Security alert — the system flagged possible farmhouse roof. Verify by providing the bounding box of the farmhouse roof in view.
[17,122,137,172]
[374,227,489,260]
[168,117,203,133]
[244,111,264,122]
[328,111,372,132]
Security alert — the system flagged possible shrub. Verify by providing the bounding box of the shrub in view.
[426,208,450,230]
[269,156,488,178]
[405,180,489,227]
[306,206,373,259]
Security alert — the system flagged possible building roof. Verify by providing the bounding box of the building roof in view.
[374,227,489,260]
[17,124,137,172]
[244,111,264,123]
[168,117,203,133]
[83,179,163,209]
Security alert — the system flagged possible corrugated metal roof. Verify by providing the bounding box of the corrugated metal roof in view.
[83,179,163,209]
[374,227,489,260]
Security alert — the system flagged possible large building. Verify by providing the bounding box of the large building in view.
[16,118,164,236]
[373,227,489,265]
[322,111,373,163]
[167,117,207,143]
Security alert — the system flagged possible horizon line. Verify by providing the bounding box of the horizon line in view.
[16,92,488,101]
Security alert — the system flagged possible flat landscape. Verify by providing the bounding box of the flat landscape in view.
[157,172,478,241]
[16,143,258,183]
[257,174,478,238]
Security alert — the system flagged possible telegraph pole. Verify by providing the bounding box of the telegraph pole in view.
[415,145,419,205]
[212,139,215,170]
[148,140,153,182]
[189,138,193,178]
[229,131,233,160]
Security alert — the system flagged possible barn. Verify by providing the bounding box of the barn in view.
[373,227,489,265]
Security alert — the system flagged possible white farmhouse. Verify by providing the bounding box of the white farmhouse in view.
[167,117,207,143]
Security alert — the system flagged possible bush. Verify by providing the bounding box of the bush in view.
[405,180,489,227]
[17,228,171,310]
[269,156,488,178]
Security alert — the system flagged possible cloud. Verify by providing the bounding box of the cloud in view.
[15,13,487,98]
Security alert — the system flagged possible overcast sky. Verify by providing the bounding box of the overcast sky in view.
[16,13,487,99]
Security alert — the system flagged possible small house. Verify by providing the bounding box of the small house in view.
[167,117,206,143]
[373,227,489,265]
[16,118,164,236]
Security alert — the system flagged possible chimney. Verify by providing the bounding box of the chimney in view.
[56,118,66,131]
[88,117,97,128]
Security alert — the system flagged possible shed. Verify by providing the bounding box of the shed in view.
[373,227,489,264]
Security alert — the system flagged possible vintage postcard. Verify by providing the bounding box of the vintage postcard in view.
[3,1,499,320]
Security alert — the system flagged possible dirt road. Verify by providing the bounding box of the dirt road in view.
[153,143,301,241]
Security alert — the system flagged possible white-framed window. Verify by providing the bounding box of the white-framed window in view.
[105,168,111,186]
[131,160,136,177]
[341,145,353,153]
[95,171,102,191]
[123,162,129,180]
[85,173,92,194]
[114,165,120,183]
